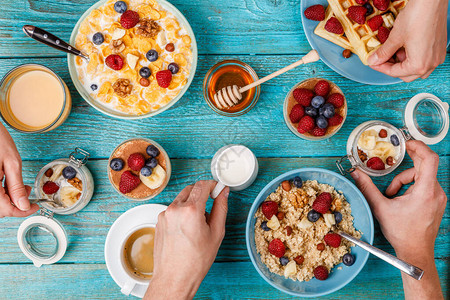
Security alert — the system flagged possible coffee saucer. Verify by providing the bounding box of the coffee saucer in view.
[105,204,167,298]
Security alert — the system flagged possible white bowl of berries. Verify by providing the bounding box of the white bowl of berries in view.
[284,78,347,140]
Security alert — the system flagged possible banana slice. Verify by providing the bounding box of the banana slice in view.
[60,186,81,207]
[140,165,166,190]
[49,164,65,181]
[357,129,377,150]
[369,141,396,162]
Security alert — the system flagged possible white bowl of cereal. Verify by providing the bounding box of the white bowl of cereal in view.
[246,168,374,297]
[68,0,197,119]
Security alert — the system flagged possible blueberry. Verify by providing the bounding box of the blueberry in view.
[390,134,400,146]
[280,256,289,266]
[92,32,104,45]
[334,211,343,224]
[319,103,335,118]
[316,116,328,129]
[343,253,355,266]
[145,157,158,169]
[146,145,160,157]
[90,84,98,91]
[139,67,151,78]
[260,221,270,231]
[311,96,325,108]
[305,106,318,118]
[62,166,77,179]
[140,166,153,177]
[114,1,127,13]
[146,50,158,62]
[110,158,124,171]
[307,209,321,222]
[168,63,180,74]
[293,176,303,188]
[363,3,373,15]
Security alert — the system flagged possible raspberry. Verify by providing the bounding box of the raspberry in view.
[314,80,330,97]
[327,93,345,108]
[377,26,390,44]
[297,115,315,134]
[311,127,326,136]
[119,171,141,194]
[312,192,332,214]
[304,4,325,21]
[314,266,329,280]
[348,6,367,25]
[367,15,383,32]
[268,239,285,258]
[127,153,145,171]
[367,157,386,170]
[324,233,342,248]
[289,104,304,123]
[120,10,140,29]
[43,181,59,195]
[328,114,343,126]
[293,88,314,106]
[261,201,278,219]
[373,0,390,11]
[105,54,124,70]
[356,0,368,4]
[156,70,172,88]
[325,17,344,35]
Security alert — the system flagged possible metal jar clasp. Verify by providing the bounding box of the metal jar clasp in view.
[336,155,356,176]
[69,148,90,168]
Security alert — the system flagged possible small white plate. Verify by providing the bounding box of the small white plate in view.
[105,204,167,298]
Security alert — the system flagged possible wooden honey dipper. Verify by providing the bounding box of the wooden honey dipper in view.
[213,49,320,109]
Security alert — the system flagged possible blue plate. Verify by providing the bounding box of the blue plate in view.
[245,168,374,297]
[301,0,450,85]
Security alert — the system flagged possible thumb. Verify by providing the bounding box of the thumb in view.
[350,169,385,218]
[4,161,30,211]
[368,34,402,65]
[209,186,229,238]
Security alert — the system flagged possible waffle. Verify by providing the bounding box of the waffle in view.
[315,0,408,65]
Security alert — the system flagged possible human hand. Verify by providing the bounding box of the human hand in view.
[368,0,448,82]
[0,124,39,218]
[144,181,229,300]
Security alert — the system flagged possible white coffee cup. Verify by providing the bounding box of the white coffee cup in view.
[119,223,155,296]
[211,145,258,199]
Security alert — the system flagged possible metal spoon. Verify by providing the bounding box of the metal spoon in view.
[22,25,89,61]
[337,231,424,280]
[29,198,65,209]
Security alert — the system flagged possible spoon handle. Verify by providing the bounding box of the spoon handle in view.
[338,231,424,280]
[22,25,89,61]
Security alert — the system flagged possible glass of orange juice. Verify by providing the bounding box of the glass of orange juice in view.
[0,64,72,133]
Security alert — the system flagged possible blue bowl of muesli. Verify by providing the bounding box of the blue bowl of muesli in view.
[245,168,374,297]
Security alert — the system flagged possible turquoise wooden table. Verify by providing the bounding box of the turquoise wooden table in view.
[0,0,449,299]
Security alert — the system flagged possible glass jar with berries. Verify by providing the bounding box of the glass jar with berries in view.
[337,93,449,176]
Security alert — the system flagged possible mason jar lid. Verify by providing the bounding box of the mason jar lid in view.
[403,93,449,145]
[17,213,67,267]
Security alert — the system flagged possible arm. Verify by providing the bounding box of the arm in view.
[368,0,448,82]
[351,141,445,299]
[0,124,39,217]
[144,181,229,300]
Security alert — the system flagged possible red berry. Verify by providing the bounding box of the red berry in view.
[261,201,278,219]
[348,6,367,25]
[268,239,286,258]
[156,70,172,88]
[356,0,368,4]
[43,181,59,195]
[289,104,304,123]
[328,114,343,126]
[314,266,329,280]
[120,10,140,29]
[294,255,304,265]
[324,233,342,248]
[311,127,326,136]
[367,15,383,32]
[366,157,386,170]
[325,17,344,35]
[119,171,141,194]
[314,80,330,97]
[312,192,332,214]
[377,26,390,44]
[304,4,325,21]
[127,153,145,171]
[373,0,390,11]
[105,54,124,70]
[297,115,315,134]
[327,93,345,108]
[293,88,314,106]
